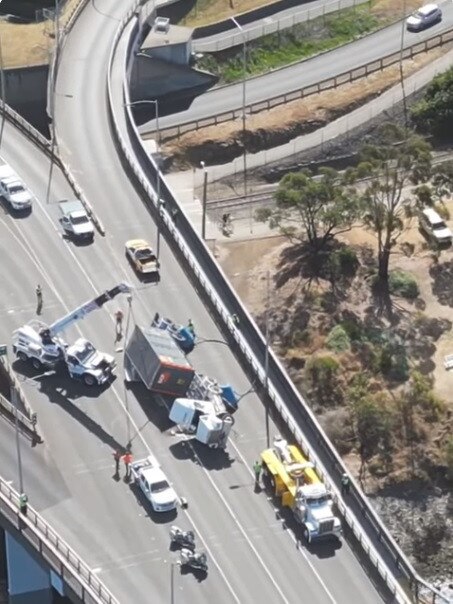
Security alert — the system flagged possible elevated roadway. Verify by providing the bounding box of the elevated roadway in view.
[49,0,392,602]
[140,2,453,134]
[0,96,386,603]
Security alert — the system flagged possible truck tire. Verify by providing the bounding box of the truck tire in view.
[303,526,311,544]
[17,351,28,362]
[31,358,42,370]
[83,374,96,386]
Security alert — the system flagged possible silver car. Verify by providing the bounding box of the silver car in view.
[406,3,442,31]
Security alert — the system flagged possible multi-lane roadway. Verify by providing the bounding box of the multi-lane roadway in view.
[0,0,409,602]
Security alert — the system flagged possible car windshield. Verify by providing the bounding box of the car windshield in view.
[412,10,424,17]
[151,480,170,493]
[136,249,155,263]
[75,341,95,362]
[432,220,447,230]
[71,215,89,225]
[306,494,329,505]
[9,185,25,194]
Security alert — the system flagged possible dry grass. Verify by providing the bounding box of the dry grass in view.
[183,0,278,27]
[0,0,82,68]
[162,46,449,158]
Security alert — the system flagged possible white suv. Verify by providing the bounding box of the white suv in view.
[406,4,442,31]
[419,208,453,245]
[0,164,33,211]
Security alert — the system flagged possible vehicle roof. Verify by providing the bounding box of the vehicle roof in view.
[422,207,443,222]
[126,238,151,249]
[140,466,167,483]
[417,3,439,14]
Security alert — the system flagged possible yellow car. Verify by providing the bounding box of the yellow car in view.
[125,239,159,276]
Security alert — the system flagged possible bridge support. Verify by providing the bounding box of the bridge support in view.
[5,532,52,604]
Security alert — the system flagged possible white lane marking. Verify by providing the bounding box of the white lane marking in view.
[2,200,242,603]
[228,437,337,604]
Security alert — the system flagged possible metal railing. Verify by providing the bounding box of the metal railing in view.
[106,7,453,604]
[156,26,453,141]
[194,0,371,52]
[0,475,119,604]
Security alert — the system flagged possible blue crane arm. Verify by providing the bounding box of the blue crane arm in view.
[46,283,132,336]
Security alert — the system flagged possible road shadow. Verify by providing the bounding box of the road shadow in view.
[179,564,208,583]
[126,382,174,432]
[169,439,234,470]
[128,481,177,524]
[35,374,124,451]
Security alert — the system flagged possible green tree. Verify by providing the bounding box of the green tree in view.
[347,124,432,284]
[256,168,360,251]
[403,371,444,422]
[411,66,453,137]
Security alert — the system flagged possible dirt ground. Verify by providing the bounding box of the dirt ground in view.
[0,0,82,68]
[162,45,450,166]
[184,0,280,27]
[217,205,453,406]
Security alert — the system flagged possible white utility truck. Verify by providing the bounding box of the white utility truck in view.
[0,164,33,211]
[59,199,94,241]
[12,283,131,386]
[130,455,178,513]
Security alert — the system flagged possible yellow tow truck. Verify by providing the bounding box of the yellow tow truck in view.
[261,436,342,543]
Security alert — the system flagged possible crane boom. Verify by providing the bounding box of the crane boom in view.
[47,283,132,336]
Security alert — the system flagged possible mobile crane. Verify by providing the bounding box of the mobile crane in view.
[12,283,131,386]
[261,436,342,543]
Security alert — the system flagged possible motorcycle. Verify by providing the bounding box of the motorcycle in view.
[169,525,196,550]
[179,548,208,572]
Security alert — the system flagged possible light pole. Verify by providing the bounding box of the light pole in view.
[200,161,208,240]
[0,34,6,151]
[124,99,163,261]
[264,271,271,448]
[399,0,408,131]
[231,17,250,230]
[46,0,60,205]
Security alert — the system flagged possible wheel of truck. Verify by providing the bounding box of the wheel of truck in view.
[303,526,311,544]
[31,358,42,370]
[17,351,28,362]
[83,374,96,386]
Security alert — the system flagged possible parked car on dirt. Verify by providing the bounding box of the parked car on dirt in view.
[419,208,453,246]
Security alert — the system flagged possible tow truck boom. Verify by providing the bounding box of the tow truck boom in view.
[47,283,131,336]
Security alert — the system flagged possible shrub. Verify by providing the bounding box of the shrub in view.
[445,437,453,481]
[306,355,339,380]
[389,270,419,299]
[306,355,342,406]
[337,246,359,276]
[340,318,362,341]
[326,325,351,352]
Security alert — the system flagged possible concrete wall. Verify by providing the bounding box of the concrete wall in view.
[149,41,191,65]
[2,65,50,137]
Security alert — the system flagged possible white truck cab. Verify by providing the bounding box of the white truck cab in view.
[59,200,94,241]
[0,165,33,211]
[130,456,178,513]
[65,339,116,386]
[293,483,342,543]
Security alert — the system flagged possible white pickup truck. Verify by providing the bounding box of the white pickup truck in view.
[59,200,94,241]
[0,164,33,211]
[130,456,178,513]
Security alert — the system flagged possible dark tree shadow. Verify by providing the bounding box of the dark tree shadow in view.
[429,261,453,307]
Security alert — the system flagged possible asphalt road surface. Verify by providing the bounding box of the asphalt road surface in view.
[0,3,393,604]
[141,1,453,133]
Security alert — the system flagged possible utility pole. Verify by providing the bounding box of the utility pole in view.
[264,271,271,448]
[46,0,60,204]
[399,0,408,132]
[200,161,208,240]
[0,34,6,151]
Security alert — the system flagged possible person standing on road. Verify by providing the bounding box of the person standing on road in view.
[36,284,43,314]
[187,319,195,337]
[253,460,262,487]
[341,473,350,495]
[123,450,133,481]
[114,309,124,340]
[113,449,121,477]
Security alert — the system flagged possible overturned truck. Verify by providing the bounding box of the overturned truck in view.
[124,324,239,448]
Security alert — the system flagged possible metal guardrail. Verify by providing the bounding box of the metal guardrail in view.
[106,7,453,604]
[0,475,118,604]
[193,0,370,52]
[156,27,453,142]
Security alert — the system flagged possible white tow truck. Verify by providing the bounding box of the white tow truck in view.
[12,283,131,386]
[130,455,178,513]
[0,164,33,211]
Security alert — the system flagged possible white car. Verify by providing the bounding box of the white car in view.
[0,166,33,211]
[131,457,178,513]
[419,208,453,245]
[406,3,441,31]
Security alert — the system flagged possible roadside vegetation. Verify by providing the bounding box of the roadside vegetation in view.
[254,124,453,489]
[411,65,453,139]
[198,2,396,84]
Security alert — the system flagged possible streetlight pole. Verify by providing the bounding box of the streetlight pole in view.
[200,161,208,240]
[46,0,60,204]
[124,99,162,260]
[231,17,249,227]
[264,271,271,448]
[0,34,6,151]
